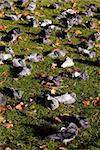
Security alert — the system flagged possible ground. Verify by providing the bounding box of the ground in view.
[0,0,100,150]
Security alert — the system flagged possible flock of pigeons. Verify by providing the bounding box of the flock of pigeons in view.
[0,0,100,145]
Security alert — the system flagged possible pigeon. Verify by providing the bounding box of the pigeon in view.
[73,115,90,129]
[78,47,96,58]
[39,29,51,39]
[62,70,89,80]
[4,0,14,11]
[4,87,23,100]
[12,58,26,67]
[0,92,6,105]
[0,53,13,61]
[47,25,61,31]
[25,53,43,62]
[97,57,100,66]
[84,8,93,17]
[1,27,21,42]
[46,92,76,110]
[28,18,39,28]
[87,4,97,12]
[54,93,76,104]
[56,30,70,39]
[59,114,90,129]
[48,49,67,58]
[61,57,74,68]
[18,64,32,77]
[48,123,78,144]
[49,2,61,9]
[16,0,28,5]
[46,94,59,110]
[25,1,36,11]
[77,40,94,50]
[5,14,21,21]
[47,76,61,86]
[85,20,95,29]
[89,32,100,42]
[41,19,52,27]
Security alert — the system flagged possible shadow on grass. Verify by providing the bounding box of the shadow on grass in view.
[74,58,98,66]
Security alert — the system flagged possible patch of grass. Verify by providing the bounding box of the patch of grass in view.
[0,0,100,149]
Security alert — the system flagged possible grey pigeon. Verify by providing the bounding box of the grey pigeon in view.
[0,92,6,105]
[25,53,43,62]
[48,49,67,58]
[46,94,59,110]
[78,47,96,58]
[12,58,26,67]
[18,64,32,77]
[5,14,21,21]
[48,123,78,144]
[0,53,13,61]
[25,1,36,11]
[47,76,61,86]
[1,27,21,42]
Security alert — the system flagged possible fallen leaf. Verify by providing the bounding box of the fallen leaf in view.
[95,44,100,48]
[40,144,47,150]
[5,147,12,150]
[5,122,13,129]
[96,71,100,75]
[0,106,7,112]
[0,115,5,123]
[51,63,57,69]
[0,26,7,30]
[59,147,68,150]
[51,88,56,94]
[83,100,90,106]
[15,102,25,110]
[75,30,82,35]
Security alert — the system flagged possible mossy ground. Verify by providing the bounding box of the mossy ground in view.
[0,0,100,149]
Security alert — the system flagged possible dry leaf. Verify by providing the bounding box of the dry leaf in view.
[53,117,62,124]
[40,144,47,150]
[59,147,68,150]
[5,122,13,129]
[0,115,5,123]
[96,71,100,75]
[0,106,7,112]
[83,100,90,106]
[0,26,7,30]
[75,30,82,35]
[51,63,57,69]
[95,44,100,48]
[15,102,25,110]
[51,88,56,94]
[5,147,12,150]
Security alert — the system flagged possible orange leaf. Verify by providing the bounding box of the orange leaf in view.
[75,30,82,35]
[95,44,100,48]
[5,122,13,129]
[15,102,25,110]
[0,106,7,112]
[0,26,7,30]
[96,71,100,75]
[83,100,90,106]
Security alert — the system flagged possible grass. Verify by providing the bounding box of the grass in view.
[0,0,100,149]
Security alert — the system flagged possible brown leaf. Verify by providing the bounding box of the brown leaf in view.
[51,88,56,94]
[83,100,90,106]
[5,122,13,129]
[15,102,25,110]
[96,71,100,75]
[0,26,7,30]
[40,144,47,150]
[51,63,57,69]
[5,147,12,150]
[0,106,7,112]
[95,44,100,48]
[75,30,82,35]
